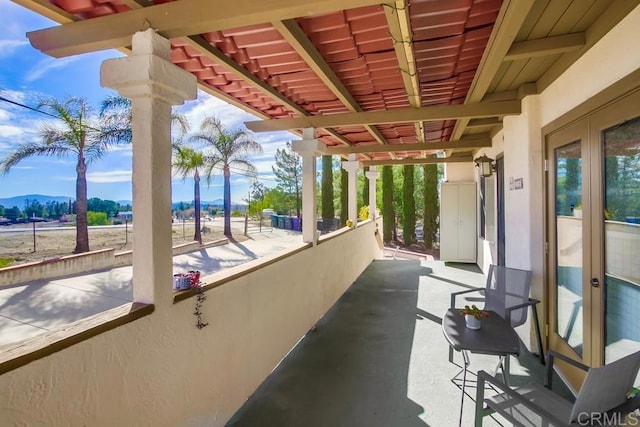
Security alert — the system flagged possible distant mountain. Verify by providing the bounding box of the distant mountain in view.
[171,199,248,209]
[172,199,224,209]
[0,194,73,208]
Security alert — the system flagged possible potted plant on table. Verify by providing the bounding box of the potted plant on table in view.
[459,305,489,330]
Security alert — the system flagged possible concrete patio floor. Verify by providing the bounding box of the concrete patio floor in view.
[227,259,571,427]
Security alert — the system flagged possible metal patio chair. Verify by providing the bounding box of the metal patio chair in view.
[475,350,640,426]
[450,264,544,364]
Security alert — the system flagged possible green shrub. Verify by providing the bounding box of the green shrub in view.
[0,258,13,269]
[87,211,109,226]
[359,205,369,221]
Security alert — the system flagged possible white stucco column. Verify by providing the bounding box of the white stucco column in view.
[292,128,325,244]
[365,170,379,219]
[101,29,197,306]
[342,154,361,227]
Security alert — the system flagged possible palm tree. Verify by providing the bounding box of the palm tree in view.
[191,116,262,237]
[0,97,128,253]
[173,143,205,243]
[100,95,190,142]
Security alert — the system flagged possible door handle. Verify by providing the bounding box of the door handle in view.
[590,278,600,288]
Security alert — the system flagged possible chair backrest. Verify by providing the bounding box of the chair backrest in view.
[569,350,640,423]
[483,265,532,328]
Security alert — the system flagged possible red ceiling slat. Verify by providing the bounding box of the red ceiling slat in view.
[42,0,502,147]
[411,0,473,17]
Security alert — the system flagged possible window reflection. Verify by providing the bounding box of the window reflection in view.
[604,116,640,363]
[555,141,583,356]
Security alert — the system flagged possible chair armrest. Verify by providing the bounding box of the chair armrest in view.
[504,299,538,323]
[476,370,569,426]
[505,298,540,315]
[450,287,483,308]
[545,350,590,389]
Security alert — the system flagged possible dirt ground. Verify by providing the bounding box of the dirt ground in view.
[0,222,248,267]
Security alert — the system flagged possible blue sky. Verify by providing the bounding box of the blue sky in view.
[0,1,295,204]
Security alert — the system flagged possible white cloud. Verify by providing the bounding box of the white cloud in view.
[86,169,132,183]
[180,93,258,131]
[0,124,24,138]
[25,56,81,82]
[0,89,27,104]
[0,39,28,57]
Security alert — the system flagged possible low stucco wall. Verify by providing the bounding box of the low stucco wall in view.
[0,219,382,426]
[0,239,229,285]
[0,248,116,286]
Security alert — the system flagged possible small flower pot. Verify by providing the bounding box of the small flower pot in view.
[465,314,482,330]
[173,274,191,291]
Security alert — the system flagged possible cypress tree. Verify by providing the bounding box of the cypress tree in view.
[362,165,369,206]
[340,167,348,226]
[402,164,416,246]
[423,164,439,249]
[382,165,394,242]
[321,155,335,220]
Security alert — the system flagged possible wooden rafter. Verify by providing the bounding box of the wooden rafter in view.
[451,0,535,140]
[246,100,521,132]
[383,0,424,146]
[27,0,387,58]
[325,136,491,155]
[467,118,502,129]
[504,33,585,61]
[362,156,473,166]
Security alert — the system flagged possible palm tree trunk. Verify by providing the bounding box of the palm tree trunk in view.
[194,170,202,243]
[223,166,232,236]
[74,157,90,253]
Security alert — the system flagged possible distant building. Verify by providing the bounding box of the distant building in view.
[118,211,133,221]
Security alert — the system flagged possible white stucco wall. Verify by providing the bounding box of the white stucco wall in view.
[444,161,475,182]
[477,131,504,273]
[0,220,382,426]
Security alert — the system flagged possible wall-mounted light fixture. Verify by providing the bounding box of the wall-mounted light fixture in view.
[474,154,495,178]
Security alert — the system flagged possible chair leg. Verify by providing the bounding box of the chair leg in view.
[503,355,510,387]
[459,350,470,427]
[531,304,545,365]
[475,373,486,427]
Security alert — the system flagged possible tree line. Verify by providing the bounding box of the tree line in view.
[0,96,262,251]
[0,198,132,224]
[248,146,441,250]
[1,95,441,255]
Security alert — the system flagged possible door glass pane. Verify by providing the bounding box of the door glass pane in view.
[603,116,640,363]
[555,141,583,356]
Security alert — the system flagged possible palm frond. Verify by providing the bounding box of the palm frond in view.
[100,95,131,116]
[229,158,258,175]
[171,113,191,138]
[1,142,73,175]
[39,125,81,151]
[173,145,205,180]
[83,138,110,164]
[203,155,225,186]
